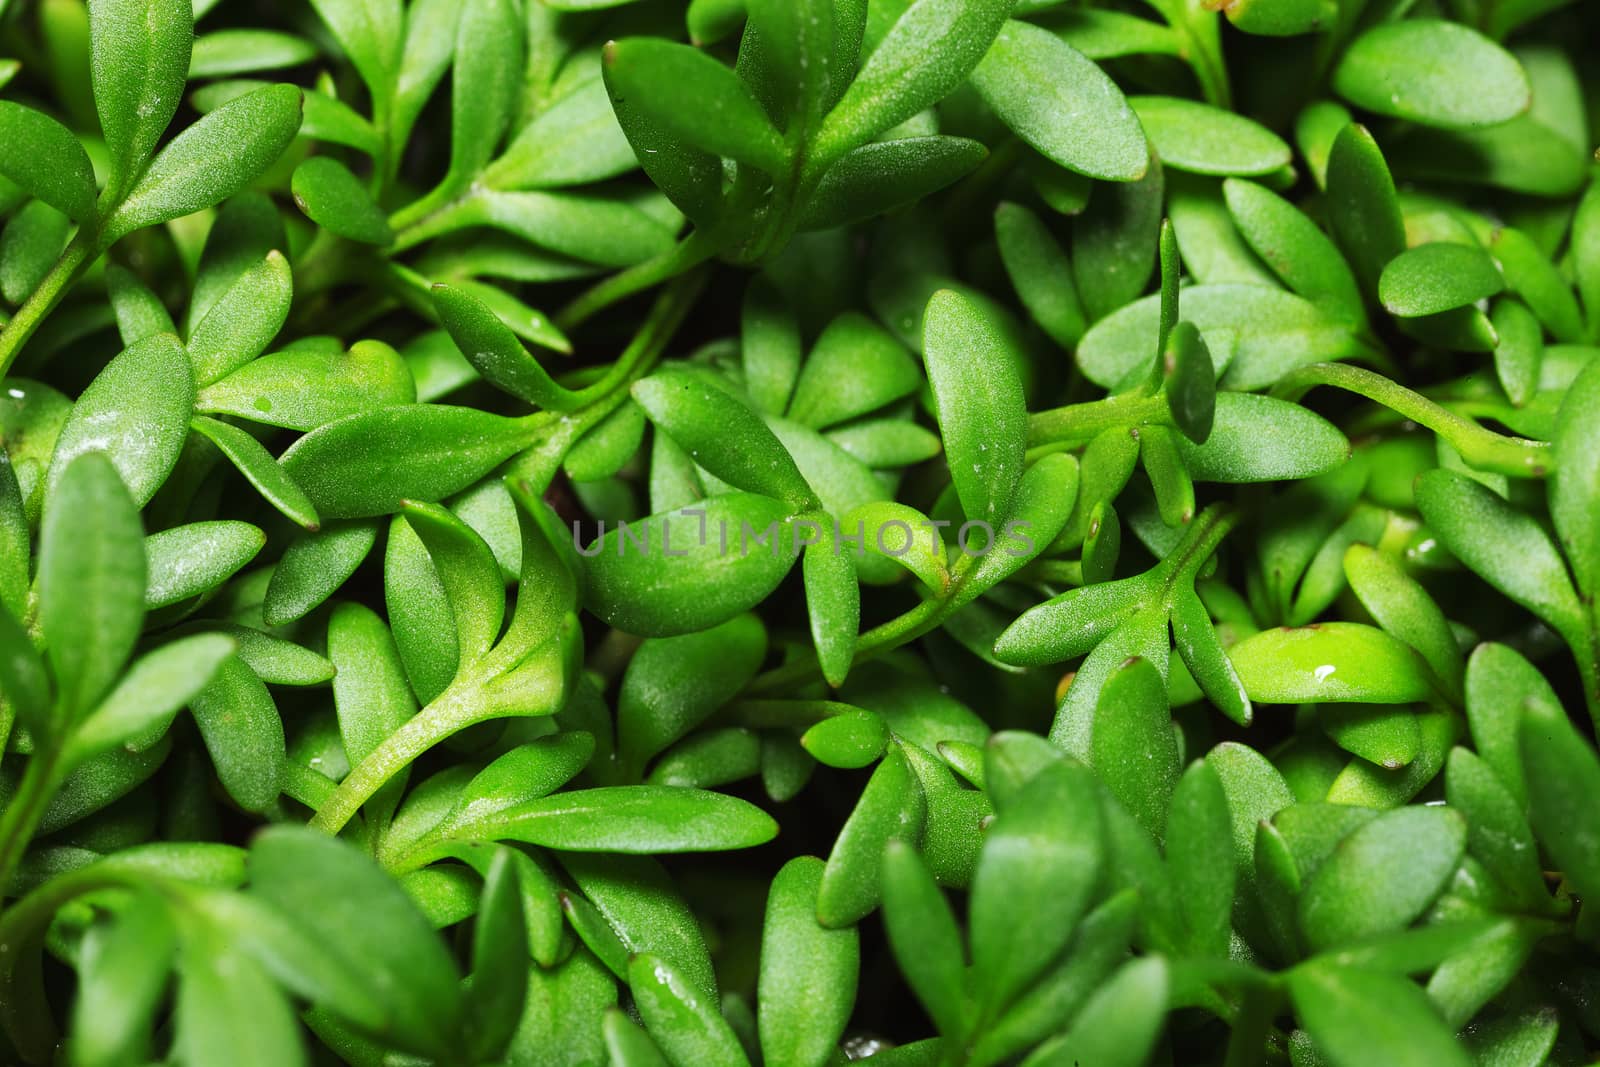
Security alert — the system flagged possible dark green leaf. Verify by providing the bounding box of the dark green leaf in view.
[1379,243,1504,317]
[970,20,1145,181]
[47,333,193,507]
[292,157,393,245]
[1332,21,1529,129]
[583,495,800,637]
[90,0,193,199]
[922,289,1027,527]
[39,452,146,722]
[105,84,303,241]
[758,856,859,1067]
[604,38,785,173]
[0,103,96,223]
[280,405,537,519]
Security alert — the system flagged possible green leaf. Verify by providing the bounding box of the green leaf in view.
[1287,962,1472,1067]
[174,926,306,1067]
[0,102,97,223]
[1378,243,1504,317]
[629,953,751,1067]
[191,250,296,386]
[189,654,285,812]
[922,289,1027,527]
[1222,177,1364,328]
[787,312,920,430]
[758,856,859,1067]
[882,838,967,1038]
[1092,656,1180,843]
[384,513,459,703]
[1342,544,1462,700]
[1490,298,1542,407]
[1229,622,1437,704]
[248,826,464,1059]
[970,760,1102,1017]
[188,416,320,531]
[1178,393,1349,483]
[1163,321,1215,444]
[1222,0,1336,35]
[1325,123,1406,292]
[327,601,417,769]
[1414,469,1583,642]
[1166,760,1235,955]
[0,600,51,758]
[815,0,1011,161]
[71,891,177,1067]
[995,201,1086,349]
[485,76,635,191]
[189,30,318,78]
[583,495,800,638]
[104,84,303,242]
[818,742,926,927]
[400,499,504,668]
[801,709,887,770]
[89,0,193,200]
[1550,357,1600,597]
[1076,283,1364,391]
[447,0,522,184]
[468,786,778,853]
[970,20,1145,182]
[1332,21,1529,130]
[1043,956,1169,1067]
[280,405,537,519]
[1519,697,1600,907]
[262,521,380,625]
[197,339,416,431]
[307,0,402,104]
[801,135,987,231]
[603,38,784,173]
[462,849,528,1062]
[1070,152,1162,321]
[603,63,723,228]
[70,634,234,763]
[1297,806,1466,950]
[617,614,765,773]
[47,333,194,507]
[1444,748,1548,912]
[292,157,393,245]
[634,369,815,509]
[803,533,859,689]
[38,452,146,722]
[1129,96,1291,176]
[144,521,265,610]
[0,200,69,309]
[1463,643,1553,808]
[740,278,801,417]
[604,1009,672,1067]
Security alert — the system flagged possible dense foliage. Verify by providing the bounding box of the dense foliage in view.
[0,0,1599,1063]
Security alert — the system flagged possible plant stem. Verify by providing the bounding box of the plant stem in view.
[555,230,720,332]
[0,234,94,381]
[1272,362,1553,478]
[1028,392,1170,446]
[0,741,66,918]
[310,687,483,835]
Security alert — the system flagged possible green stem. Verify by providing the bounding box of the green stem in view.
[555,230,720,333]
[0,741,66,918]
[0,234,94,381]
[310,686,483,835]
[1028,392,1169,447]
[1272,362,1553,478]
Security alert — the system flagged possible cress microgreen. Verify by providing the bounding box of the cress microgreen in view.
[1,0,1599,1063]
